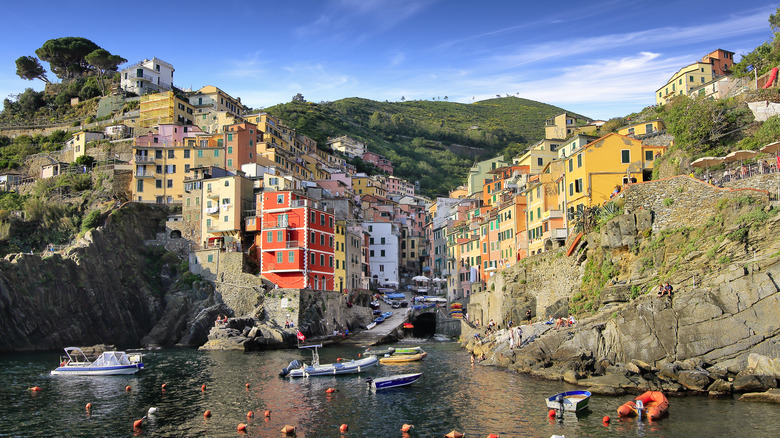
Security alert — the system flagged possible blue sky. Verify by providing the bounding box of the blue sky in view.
[0,0,776,120]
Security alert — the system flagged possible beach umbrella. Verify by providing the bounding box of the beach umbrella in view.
[724,150,758,163]
[690,156,724,168]
[413,275,430,282]
[432,277,445,282]
[760,140,780,155]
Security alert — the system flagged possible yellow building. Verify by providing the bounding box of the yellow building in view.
[617,119,666,137]
[66,130,105,162]
[656,62,714,104]
[563,133,666,217]
[189,85,246,118]
[334,221,347,292]
[352,175,386,197]
[514,139,560,175]
[201,173,254,250]
[138,91,195,133]
[193,111,241,134]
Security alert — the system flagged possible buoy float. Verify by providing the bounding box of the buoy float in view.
[264,410,271,417]
[133,419,143,428]
[603,415,611,424]
[336,358,342,362]
[203,410,211,418]
[161,383,168,391]
[358,353,362,357]
[401,424,414,432]
[125,385,132,392]
[548,409,556,418]
[487,434,500,438]
[29,386,42,392]
[201,384,206,391]
[325,387,336,393]
[85,403,92,411]
[237,423,247,432]
[339,423,348,432]
[245,383,250,389]
[281,424,296,435]
[148,407,157,416]
[247,410,254,418]
[445,431,464,438]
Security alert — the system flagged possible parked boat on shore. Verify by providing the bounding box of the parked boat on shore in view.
[51,347,144,376]
[280,344,378,377]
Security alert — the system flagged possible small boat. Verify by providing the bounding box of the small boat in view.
[367,373,422,390]
[545,390,591,412]
[364,347,396,356]
[51,347,144,376]
[280,344,378,378]
[617,391,669,420]
[374,316,386,324]
[366,322,377,330]
[379,347,427,364]
[381,311,393,319]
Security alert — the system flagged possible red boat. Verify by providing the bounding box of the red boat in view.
[617,391,669,420]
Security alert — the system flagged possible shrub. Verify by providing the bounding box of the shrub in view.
[663,198,674,207]
[81,209,101,232]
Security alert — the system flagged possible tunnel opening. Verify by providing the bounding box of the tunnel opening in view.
[411,313,436,338]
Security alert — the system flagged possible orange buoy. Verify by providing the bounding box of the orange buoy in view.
[401,424,414,432]
[281,424,296,435]
[85,402,92,411]
[133,419,143,428]
[325,387,336,393]
[264,410,271,417]
[247,410,254,418]
[336,358,342,362]
[203,410,211,418]
[245,383,250,389]
[603,415,611,424]
[161,383,168,391]
[339,423,348,432]
[445,431,464,438]
[487,434,500,438]
[29,386,42,392]
[548,409,556,418]
[358,353,362,357]
[201,384,206,391]
[237,423,247,431]
[125,385,132,392]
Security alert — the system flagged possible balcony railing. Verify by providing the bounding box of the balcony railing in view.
[265,219,291,229]
[205,206,219,215]
[286,241,300,248]
[135,172,154,178]
[134,155,155,164]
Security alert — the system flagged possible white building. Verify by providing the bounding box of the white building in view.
[120,58,174,96]
[328,136,367,158]
[366,221,399,287]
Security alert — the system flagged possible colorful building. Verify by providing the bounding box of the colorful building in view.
[120,57,174,96]
[138,91,194,132]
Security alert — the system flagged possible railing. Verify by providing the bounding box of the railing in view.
[134,155,155,163]
[286,241,300,248]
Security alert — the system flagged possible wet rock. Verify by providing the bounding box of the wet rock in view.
[606,364,630,376]
[707,379,732,394]
[659,362,682,380]
[680,358,704,371]
[563,369,580,384]
[747,353,780,379]
[739,388,780,403]
[625,362,641,374]
[733,374,778,392]
[677,370,712,391]
[631,359,654,372]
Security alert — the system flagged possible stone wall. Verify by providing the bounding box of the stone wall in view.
[724,173,780,195]
[624,176,769,231]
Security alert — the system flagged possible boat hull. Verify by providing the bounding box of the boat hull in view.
[287,355,379,377]
[545,391,591,412]
[379,353,426,364]
[371,373,422,390]
[617,391,669,420]
[51,364,144,376]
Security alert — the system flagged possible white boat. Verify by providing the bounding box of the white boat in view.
[51,347,144,376]
[280,344,378,377]
[545,390,591,412]
[367,373,422,390]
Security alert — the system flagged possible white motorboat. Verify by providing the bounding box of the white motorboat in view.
[280,344,378,377]
[51,347,144,376]
[367,373,422,390]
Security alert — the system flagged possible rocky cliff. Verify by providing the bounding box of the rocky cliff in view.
[463,180,780,395]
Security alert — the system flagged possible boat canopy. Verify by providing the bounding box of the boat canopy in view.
[92,352,133,367]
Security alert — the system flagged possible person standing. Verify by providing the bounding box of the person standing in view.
[525,308,532,323]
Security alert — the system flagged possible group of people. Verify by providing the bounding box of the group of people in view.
[284,320,295,328]
[215,314,228,326]
[551,314,576,329]
[657,282,674,297]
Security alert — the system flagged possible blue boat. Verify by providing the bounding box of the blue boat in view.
[545,390,591,412]
[374,316,386,324]
[51,347,144,376]
[367,373,422,390]
[381,311,393,318]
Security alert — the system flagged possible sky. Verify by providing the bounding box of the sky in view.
[0,0,777,120]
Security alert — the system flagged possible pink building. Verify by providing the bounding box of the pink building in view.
[362,151,393,174]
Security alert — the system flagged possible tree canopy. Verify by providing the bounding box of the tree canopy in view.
[34,37,101,79]
[15,56,48,83]
[85,49,127,95]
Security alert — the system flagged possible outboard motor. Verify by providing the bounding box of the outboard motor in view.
[279,359,302,377]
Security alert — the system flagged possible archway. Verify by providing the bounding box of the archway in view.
[170,230,182,239]
[411,313,436,337]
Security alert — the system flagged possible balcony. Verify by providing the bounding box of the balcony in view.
[207,225,236,233]
[205,206,219,216]
[264,219,291,229]
[134,171,154,179]
[206,189,219,199]
[543,209,563,219]
[134,155,155,164]
[285,241,301,248]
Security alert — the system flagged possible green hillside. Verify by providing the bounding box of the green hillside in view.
[265,97,589,197]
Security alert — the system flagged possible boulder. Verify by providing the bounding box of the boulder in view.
[658,362,681,380]
[631,359,654,372]
[677,370,712,391]
[563,369,580,385]
[588,385,626,395]
[605,364,630,376]
[739,388,780,404]
[747,353,780,379]
[625,362,641,374]
[707,379,732,394]
[733,374,777,392]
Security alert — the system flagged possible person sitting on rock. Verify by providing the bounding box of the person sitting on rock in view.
[568,314,576,325]
[657,283,666,297]
[554,317,564,330]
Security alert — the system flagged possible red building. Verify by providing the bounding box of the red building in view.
[362,151,393,174]
[256,191,335,290]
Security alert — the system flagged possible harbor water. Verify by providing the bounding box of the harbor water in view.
[1,340,777,437]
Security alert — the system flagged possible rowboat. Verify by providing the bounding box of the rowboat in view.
[280,344,378,377]
[379,347,427,364]
[51,347,144,376]
[367,373,422,390]
[545,390,591,412]
[617,391,669,420]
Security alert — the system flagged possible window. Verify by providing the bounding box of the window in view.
[569,182,573,197]
[184,150,190,159]
[184,164,190,173]
[311,211,316,222]
[167,179,173,188]
[167,150,174,159]
[621,150,630,164]
[577,154,582,168]
[329,236,334,247]
[227,146,233,154]
[311,231,316,243]
[277,194,284,204]
[267,232,273,243]
[645,150,654,161]
[575,178,583,193]
[329,217,334,228]
[381,237,386,244]
[227,133,233,141]
[320,214,325,226]
[277,230,283,242]
[320,254,325,266]
[568,158,573,172]
[370,250,375,257]
[370,237,375,244]
[320,235,325,246]
[381,250,386,257]
[329,256,334,267]
[136,180,143,192]
[277,252,283,263]
[311,253,316,264]
[227,159,233,168]
[537,157,543,166]
[197,150,203,158]
[166,164,175,174]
